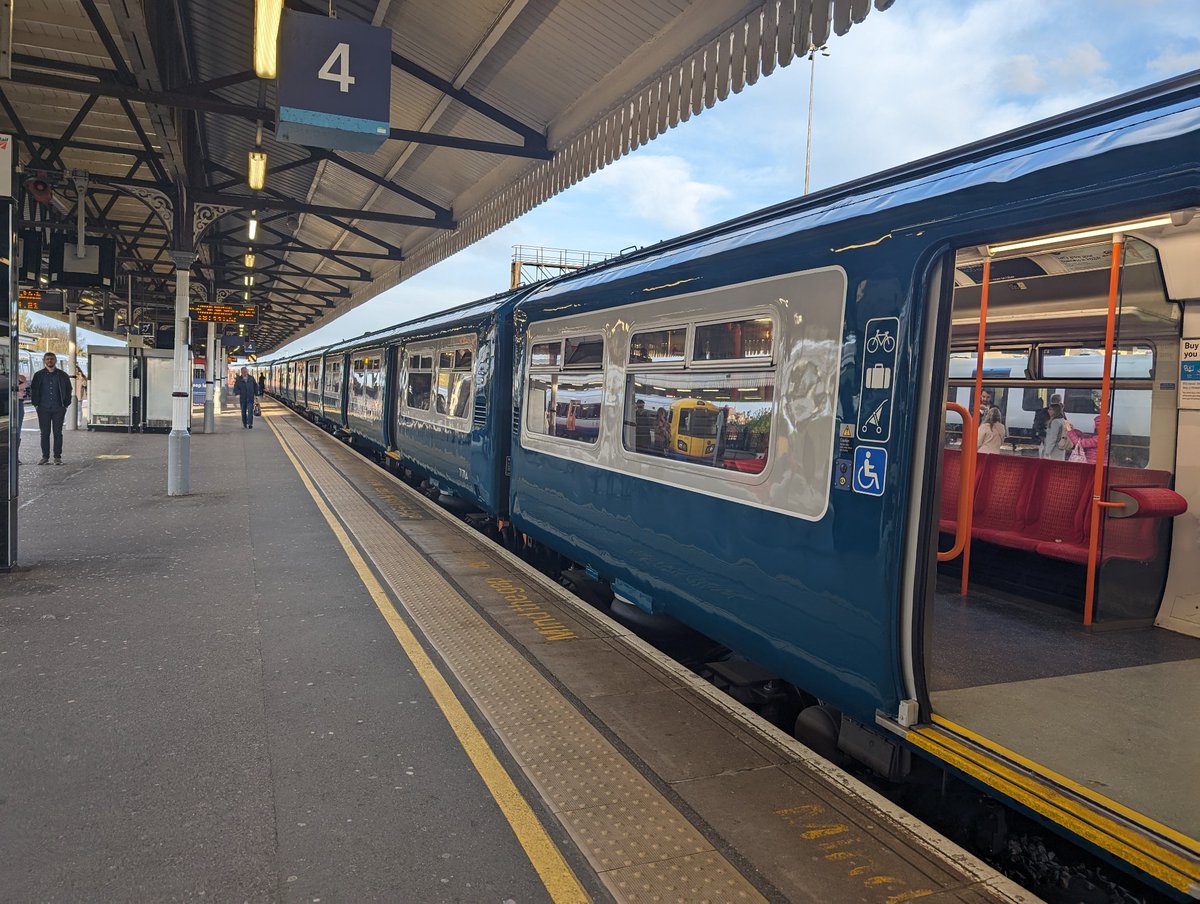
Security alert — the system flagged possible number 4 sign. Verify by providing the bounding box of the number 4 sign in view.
[318,43,356,93]
[276,11,392,153]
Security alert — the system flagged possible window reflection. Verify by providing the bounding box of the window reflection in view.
[526,373,603,444]
[693,318,773,361]
[630,327,686,364]
[623,372,773,473]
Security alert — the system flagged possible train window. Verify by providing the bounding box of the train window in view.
[1039,343,1153,378]
[630,327,686,364]
[439,351,453,370]
[454,348,473,370]
[525,374,604,444]
[622,372,773,473]
[564,335,604,368]
[531,341,562,368]
[693,318,773,362]
[405,354,433,411]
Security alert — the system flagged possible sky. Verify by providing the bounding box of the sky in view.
[27,0,1200,359]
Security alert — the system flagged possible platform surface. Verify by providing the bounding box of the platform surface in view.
[0,401,1036,903]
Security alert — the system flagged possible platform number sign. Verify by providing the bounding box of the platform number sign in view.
[318,43,355,92]
[276,11,392,154]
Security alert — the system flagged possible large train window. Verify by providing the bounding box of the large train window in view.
[349,351,384,421]
[622,315,775,476]
[623,372,773,472]
[524,333,604,445]
[401,338,476,430]
[323,357,341,398]
[403,353,434,411]
[434,347,474,421]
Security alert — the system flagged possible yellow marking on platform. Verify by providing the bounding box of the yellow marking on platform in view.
[266,416,589,904]
[929,713,1199,855]
[775,804,934,901]
[486,577,577,641]
[908,726,1198,894]
[95,454,131,460]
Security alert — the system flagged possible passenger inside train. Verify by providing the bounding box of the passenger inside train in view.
[930,230,1198,842]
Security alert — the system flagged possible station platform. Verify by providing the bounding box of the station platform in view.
[0,400,1039,903]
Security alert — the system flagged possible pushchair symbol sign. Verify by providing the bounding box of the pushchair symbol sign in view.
[856,316,900,443]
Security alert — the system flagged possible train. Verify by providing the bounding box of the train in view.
[263,72,1200,900]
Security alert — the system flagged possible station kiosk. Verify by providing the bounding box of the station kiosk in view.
[87,344,191,432]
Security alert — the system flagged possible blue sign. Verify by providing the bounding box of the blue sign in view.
[856,316,900,443]
[276,11,392,153]
[852,445,886,497]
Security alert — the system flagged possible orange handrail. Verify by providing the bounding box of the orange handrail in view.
[960,258,992,595]
[1083,235,1124,626]
[938,401,977,563]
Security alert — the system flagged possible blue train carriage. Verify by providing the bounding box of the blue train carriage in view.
[299,354,323,419]
[317,346,348,435]
[390,291,523,517]
[340,337,390,455]
[509,73,1200,898]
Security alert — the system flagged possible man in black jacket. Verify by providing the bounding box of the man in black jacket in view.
[29,352,73,465]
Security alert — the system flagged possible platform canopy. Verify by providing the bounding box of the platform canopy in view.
[2,0,894,352]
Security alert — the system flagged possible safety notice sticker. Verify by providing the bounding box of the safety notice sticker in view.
[857,316,900,443]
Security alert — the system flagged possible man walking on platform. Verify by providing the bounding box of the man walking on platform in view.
[234,366,261,429]
[29,352,73,465]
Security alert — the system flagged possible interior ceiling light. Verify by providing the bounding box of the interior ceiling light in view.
[254,0,282,79]
[247,149,268,191]
[244,275,254,287]
[244,291,250,301]
[248,214,258,242]
[988,215,1174,255]
[245,252,255,268]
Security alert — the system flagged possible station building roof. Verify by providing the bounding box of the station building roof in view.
[2,0,894,352]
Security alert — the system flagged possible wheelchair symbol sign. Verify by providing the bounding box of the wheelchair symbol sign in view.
[852,445,887,497]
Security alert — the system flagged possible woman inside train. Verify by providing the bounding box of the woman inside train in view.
[976,406,1006,454]
[1039,402,1070,460]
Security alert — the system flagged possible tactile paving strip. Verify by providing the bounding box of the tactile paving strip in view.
[275,417,764,903]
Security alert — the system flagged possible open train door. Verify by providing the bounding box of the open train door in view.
[907,211,1200,898]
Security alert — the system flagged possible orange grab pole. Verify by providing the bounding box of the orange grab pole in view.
[960,258,992,596]
[1083,235,1123,626]
[938,401,977,563]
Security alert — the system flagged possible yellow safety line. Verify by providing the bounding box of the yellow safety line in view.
[908,727,1197,893]
[265,413,589,904]
[930,713,1199,855]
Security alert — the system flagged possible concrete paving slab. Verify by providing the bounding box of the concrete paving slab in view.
[0,421,573,903]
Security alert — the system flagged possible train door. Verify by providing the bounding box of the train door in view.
[913,216,1200,870]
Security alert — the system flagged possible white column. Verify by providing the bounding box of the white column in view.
[66,308,78,430]
[203,321,216,433]
[167,251,196,496]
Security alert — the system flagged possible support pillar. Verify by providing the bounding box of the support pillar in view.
[66,307,78,430]
[203,321,216,433]
[167,251,196,496]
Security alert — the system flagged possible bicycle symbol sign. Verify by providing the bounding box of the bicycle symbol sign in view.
[856,316,900,443]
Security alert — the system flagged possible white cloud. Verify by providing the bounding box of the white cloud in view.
[580,155,731,233]
[1149,47,1200,74]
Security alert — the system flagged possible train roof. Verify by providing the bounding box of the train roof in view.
[264,285,535,364]
[518,70,1200,307]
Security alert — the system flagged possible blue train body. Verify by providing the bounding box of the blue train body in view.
[262,74,1200,898]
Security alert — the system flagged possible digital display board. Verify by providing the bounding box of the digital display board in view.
[190,303,259,324]
[18,288,65,312]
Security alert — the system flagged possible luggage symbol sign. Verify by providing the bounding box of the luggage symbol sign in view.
[856,316,900,443]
